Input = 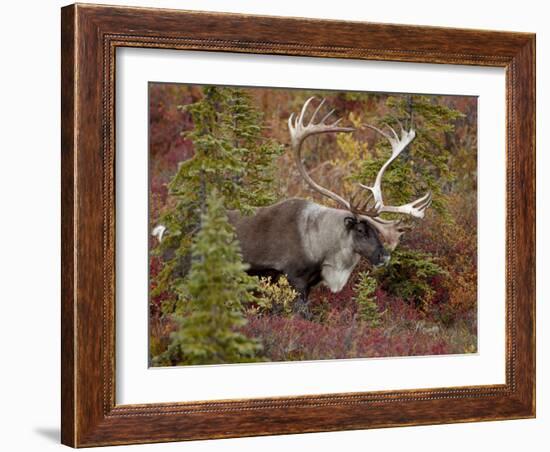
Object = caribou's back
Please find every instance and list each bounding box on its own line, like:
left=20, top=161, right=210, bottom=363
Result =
left=227, top=198, right=312, bottom=274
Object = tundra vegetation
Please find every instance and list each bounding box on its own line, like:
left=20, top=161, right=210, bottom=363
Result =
left=149, top=84, right=477, bottom=366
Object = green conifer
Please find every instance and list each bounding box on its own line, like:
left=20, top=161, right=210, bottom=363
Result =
left=350, top=95, right=462, bottom=311
left=354, top=272, right=382, bottom=327
left=156, top=191, right=263, bottom=365
left=152, top=87, right=283, bottom=305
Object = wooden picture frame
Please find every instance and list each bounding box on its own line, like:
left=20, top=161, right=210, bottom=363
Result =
left=61, top=3, right=535, bottom=447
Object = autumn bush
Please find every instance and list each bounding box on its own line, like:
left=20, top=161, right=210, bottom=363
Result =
left=251, top=276, right=298, bottom=317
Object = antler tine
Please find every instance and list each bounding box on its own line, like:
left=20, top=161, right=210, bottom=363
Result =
left=392, top=116, right=405, bottom=135
left=385, top=122, right=399, bottom=141
left=298, top=96, right=315, bottom=127
left=320, top=108, right=335, bottom=125
left=411, top=191, right=433, bottom=212
left=363, top=123, right=392, bottom=141
left=381, top=190, right=432, bottom=218
left=350, top=189, right=374, bottom=216
left=370, top=216, right=400, bottom=226
left=288, top=112, right=296, bottom=133
left=308, top=98, right=326, bottom=126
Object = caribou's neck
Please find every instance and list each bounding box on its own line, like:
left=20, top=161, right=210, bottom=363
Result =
left=321, top=252, right=360, bottom=293
left=299, top=201, right=360, bottom=292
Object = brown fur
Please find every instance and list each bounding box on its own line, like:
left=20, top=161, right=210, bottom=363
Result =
left=227, top=198, right=387, bottom=317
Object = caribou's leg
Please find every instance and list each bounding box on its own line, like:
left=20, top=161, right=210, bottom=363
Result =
left=294, top=290, right=312, bottom=320
left=287, top=275, right=313, bottom=320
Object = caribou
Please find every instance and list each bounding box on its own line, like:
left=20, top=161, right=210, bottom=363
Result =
left=154, top=97, right=432, bottom=316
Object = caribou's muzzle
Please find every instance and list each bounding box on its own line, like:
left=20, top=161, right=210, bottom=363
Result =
left=374, top=251, right=391, bottom=268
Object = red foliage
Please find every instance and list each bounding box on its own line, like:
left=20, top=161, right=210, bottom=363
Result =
left=149, top=256, right=171, bottom=318
left=149, top=84, right=199, bottom=217
left=241, top=308, right=451, bottom=362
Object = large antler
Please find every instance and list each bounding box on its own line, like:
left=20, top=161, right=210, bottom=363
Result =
left=288, top=98, right=432, bottom=223
left=288, top=97, right=355, bottom=210
left=359, top=121, right=432, bottom=219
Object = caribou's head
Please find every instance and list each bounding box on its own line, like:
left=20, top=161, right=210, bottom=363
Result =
left=344, top=216, right=390, bottom=267
left=288, top=97, right=432, bottom=265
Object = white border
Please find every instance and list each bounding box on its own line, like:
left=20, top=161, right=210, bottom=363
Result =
left=116, top=48, right=506, bottom=404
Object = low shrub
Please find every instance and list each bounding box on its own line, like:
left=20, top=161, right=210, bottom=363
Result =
left=252, top=275, right=298, bottom=317
left=353, top=272, right=383, bottom=326
left=373, top=248, right=447, bottom=311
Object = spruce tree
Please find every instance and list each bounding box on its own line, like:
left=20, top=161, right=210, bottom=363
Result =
left=220, top=87, right=284, bottom=212
left=156, top=191, right=263, bottom=366
left=345, top=95, right=463, bottom=313
left=354, top=272, right=382, bottom=327
left=152, top=87, right=283, bottom=306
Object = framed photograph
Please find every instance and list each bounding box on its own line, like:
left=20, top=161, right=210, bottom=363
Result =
left=61, top=3, right=535, bottom=447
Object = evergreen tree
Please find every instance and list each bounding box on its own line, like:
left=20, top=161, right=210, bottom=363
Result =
left=341, top=95, right=463, bottom=312
left=152, top=87, right=283, bottom=306
left=354, top=272, right=382, bottom=327
left=155, top=191, right=263, bottom=366
left=220, top=87, right=284, bottom=211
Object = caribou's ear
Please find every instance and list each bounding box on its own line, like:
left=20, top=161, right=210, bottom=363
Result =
left=344, top=216, right=357, bottom=230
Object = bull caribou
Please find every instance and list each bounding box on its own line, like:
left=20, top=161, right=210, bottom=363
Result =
left=154, top=97, right=432, bottom=316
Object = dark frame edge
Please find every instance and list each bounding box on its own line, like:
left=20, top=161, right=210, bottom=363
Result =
left=512, top=34, right=536, bottom=419
left=61, top=3, right=77, bottom=448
